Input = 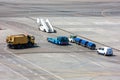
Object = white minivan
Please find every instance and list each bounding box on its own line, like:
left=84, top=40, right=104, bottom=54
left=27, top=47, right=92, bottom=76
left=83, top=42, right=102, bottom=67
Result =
left=97, top=47, right=113, bottom=56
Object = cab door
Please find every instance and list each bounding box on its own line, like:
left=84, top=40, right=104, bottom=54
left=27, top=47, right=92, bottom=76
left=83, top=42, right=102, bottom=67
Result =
left=98, top=48, right=105, bottom=55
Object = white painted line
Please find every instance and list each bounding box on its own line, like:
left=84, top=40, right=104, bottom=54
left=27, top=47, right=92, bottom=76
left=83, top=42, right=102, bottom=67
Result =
left=44, top=54, right=53, bottom=58
left=22, top=66, right=28, bottom=70
left=28, top=70, right=33, bottom=73
left=0, top=62, right=29, bottom=80
left=3, top=56, right=6, bottom=58
left=17, top=64, right=33, bottom=73
left=69, top=54, right=76, bottom=57
left=12, top=61, right=17, bottom=64
left=34, top=73, right=38, bottom=76
left=18, top=64, right=22, bottom=67
left=93, top=21, right=120, bottom=25
left=4, top=47, right=13, bottom=54
left=4, top=47, right=65, bottom=80
left=91, top=61, right=104, bottom=68
left=70, top=54, right=105, bottom=68
left=7, top=58, right=12, bottom=61
left=40, top=76, right=46, bottom=80
left=3, top=48, right=29, bottom=80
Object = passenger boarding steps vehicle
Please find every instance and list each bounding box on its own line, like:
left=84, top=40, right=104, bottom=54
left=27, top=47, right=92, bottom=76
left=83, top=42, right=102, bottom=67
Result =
left=37, top=18, right=56, bottom=33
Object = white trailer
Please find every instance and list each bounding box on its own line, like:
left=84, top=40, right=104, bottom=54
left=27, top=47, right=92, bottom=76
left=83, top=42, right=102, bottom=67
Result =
left=37, top=18, right=55, bottom=33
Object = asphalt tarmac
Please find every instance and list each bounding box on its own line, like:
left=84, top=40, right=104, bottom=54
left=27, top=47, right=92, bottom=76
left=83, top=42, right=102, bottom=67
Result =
left=0, top=0, right=120, bottom=80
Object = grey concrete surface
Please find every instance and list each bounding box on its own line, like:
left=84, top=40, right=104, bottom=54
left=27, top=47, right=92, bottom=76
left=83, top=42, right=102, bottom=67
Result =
left=0, top=0, right=120, bottom=80
left=0, top=1, right=120, bottom=17
left=1, top=17, right=120, bottom=80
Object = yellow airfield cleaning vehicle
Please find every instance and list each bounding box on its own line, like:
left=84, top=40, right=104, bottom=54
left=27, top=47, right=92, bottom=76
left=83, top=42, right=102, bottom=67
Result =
left=6, top=34, right=35, bottom=49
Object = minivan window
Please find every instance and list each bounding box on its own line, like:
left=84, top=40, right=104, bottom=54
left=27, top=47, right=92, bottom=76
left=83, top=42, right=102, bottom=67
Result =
left=101, top=48, right=104, bottom=50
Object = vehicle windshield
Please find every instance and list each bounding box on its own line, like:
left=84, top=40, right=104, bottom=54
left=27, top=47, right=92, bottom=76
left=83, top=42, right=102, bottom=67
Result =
left=58, top=37, right=68, bottom=42
left=70, top=35, right=77, bottom=38
left=108, top=48, right=112, bottom=52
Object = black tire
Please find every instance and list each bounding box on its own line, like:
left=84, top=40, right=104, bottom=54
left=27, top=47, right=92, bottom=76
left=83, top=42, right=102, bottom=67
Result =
left=97, top=51, right=99, bottom=54
left=44, top=29, right=46, bottom=32
left=29, top=42, right=33, bottom=47
left=38, top=28, right=40, bottom=31
left=90, top=47, right=94, bottom=50
left=21, top=45, right=25, bottom=49
left=54, top=30, right=57, bottom=33
left=13, top=45, right=17, bottom=49
left=78, top=43, right=80, bottom=45
left=17, top=44, right=21, bottom=49
left=104, top=53, right=106, bottom=56
left=47, top=38, right=49, bottom=42
left=7, top=44, right=11, bottom=48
